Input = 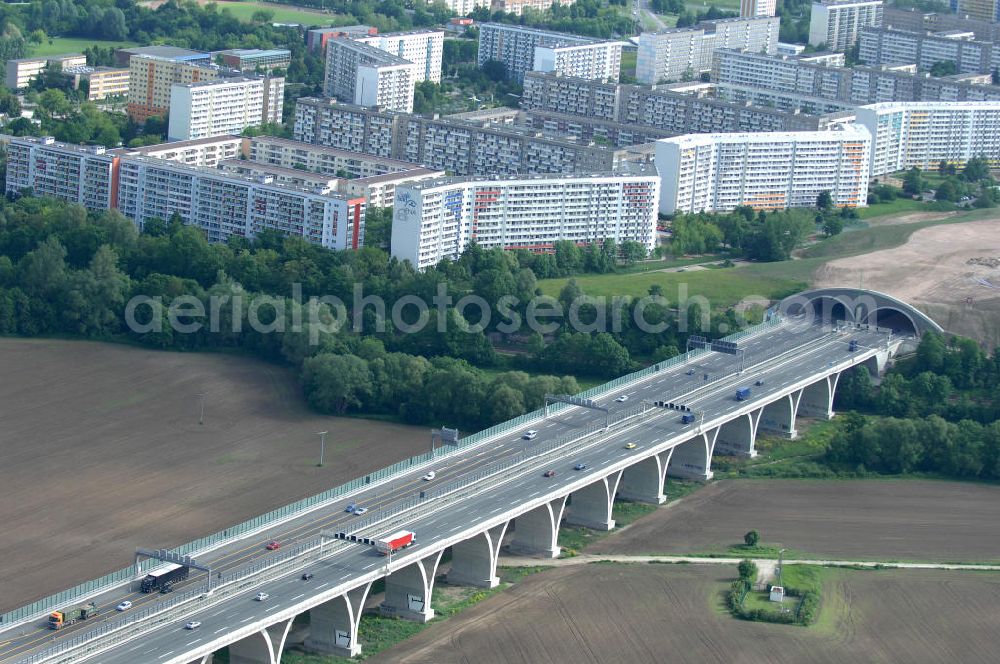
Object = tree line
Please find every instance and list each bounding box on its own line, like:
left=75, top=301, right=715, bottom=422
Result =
left=0, top=198, right=763, bottom=429
left=828, top=332, right=1000, bottom=480
left=667, top=206, right=849, bottom=261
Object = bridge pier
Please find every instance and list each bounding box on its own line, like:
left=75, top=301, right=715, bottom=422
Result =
left=381, top=550, right=443, bottom=622
left=798, top=373, right=841, bottom=420
left=565, top=471, right=623, bottom=530
left=666, top=433, right=715, bottom=480
left=713, top=412, right=760, bottom=457
left=305, top=582, right=372, bottom=658
left=228, top=617, right=292, bottom=664
left=618, top=449, right=673, bottom=504
left=508, top=497, right=567, bottom=558
left=448, top=522, right=509, bottom=588
left=758, top=393, right=800, bottom=439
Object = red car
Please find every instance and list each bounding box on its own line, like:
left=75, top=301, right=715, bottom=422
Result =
left=265, top=540, right=281, bottom=551
left=543, top=470, right=556, bottom=477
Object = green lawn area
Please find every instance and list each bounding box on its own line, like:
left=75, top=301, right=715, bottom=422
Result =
left=28, top=37, right=137, bottom=57
left=538, top=267, right=807, bottom=309
left=684, top=0, right=740, bottom=11
left=620, top=50, right=637, bottom=79
left=857, top=197, right=928, bottom=219
left=213, top=1, right=350, bottom=25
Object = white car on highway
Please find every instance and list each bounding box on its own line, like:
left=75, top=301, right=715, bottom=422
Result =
left=353, top=506, right=369, bottom=515
left=615, top=395, right=629, bottom=402
left=184, top=621, right=201, bottom=630
left=422, top=471, right=436, bottom=481
left=255, top=592, right=269, bottom=601
left=116, top=601, right=132, bottom=611
left=523, top=430, right=538, bottom=440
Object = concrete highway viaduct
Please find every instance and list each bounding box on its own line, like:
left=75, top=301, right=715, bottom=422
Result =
left=11, top=290, right=938, bottom=664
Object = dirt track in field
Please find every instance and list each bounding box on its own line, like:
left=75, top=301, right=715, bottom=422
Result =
left=0, top=339, right=428, bottom=612
left=368, top=564, right=1000, bottom=664
left=589, top=479, right=1000, bottom=563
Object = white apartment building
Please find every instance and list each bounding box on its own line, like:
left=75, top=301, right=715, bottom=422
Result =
left=116, top=156, right=367, bottom=249
left=356, top=30, right=444, bottom=83
left=324, top=38, right=416, bottom=112
left=655, top=126, right=871, bottom=214
left=168, top=76, right=284, bottom=140
left=120, top=136, right=245, bottom=168
left=740, top=0, right=776, bottom=17
left=220, top=158, right=442, bottom=208
left=854, top=101, right=1000, bottom=176
left=636, top=17, right=779, bottom=84
left=808, top=0, right=883, bottom=51
left=5, top=54, right=87, bottom=90
left=477, top=23, right=624, bottom=83
left=391, top=173, right=660, bottom=270
left=437, top=0, right=490, bottom=16
left=5, top=136, right=117, bottom=211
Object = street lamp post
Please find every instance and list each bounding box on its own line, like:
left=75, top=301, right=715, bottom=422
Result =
left=317, top=431, right=328, bottom=467
left=196, top=393, right=205, bottom=426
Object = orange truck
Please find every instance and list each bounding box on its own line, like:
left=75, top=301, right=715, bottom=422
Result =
left=375, top=531, right=415, bottom=555
left=48, top=602, right=98, bottom=629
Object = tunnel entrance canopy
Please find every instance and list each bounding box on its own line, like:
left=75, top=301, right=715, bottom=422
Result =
left=777, top=288, right=943, bottom=337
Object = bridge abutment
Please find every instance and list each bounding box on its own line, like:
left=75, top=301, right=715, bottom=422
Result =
left=380, top=550, right=443, bottom=622
left=448, top=522, right=509, bottom=588
left=508, top=497, right=567, bottom=558
left=666, top=433, right=715, bottom=480
left=305, top=582, right=372, bottom=658
left=618, top=449, right=673, bottom=504
left=565, top=471, right=623, bottom=531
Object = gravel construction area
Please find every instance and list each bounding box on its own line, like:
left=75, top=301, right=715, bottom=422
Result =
left=813, top=216, right=1000, bottom=347
left=0, top=339, right=428, bottom=613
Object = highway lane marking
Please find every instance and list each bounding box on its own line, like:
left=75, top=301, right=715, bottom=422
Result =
left=489, top=507, right=503, bottom=514
left=158, top=651, right=174, bottom=659
left=265, top=605, right=279, bottom=612
left=185, top=639, right=201, bottom=646
left=209, top=609, right=226, bottom=617
left=291, top=594, right=305, bottom=600
left=316, top=583, right=330, bottom=589
left=448, top=525, right=462, bottom=533
left=240, top=617, right=253, bottom=623
left=214, top=628, right=227, bottom=634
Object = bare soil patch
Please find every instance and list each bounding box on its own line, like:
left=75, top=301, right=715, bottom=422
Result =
left=812, top=216, right=1000, bottom=346
left=589, top=479, right=1000, bottom=562
left=0, top=339, right=428, bottom=612
left=368, top=564, right=1000, bottom=664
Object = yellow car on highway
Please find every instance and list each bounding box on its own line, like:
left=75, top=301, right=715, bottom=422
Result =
left=624, top=443, right=637, bottom=449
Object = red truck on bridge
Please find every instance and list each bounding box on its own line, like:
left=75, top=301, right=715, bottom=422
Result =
left=375, top=531, right=416, bottom=555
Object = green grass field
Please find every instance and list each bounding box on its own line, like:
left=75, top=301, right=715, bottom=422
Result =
left=538, top=267, right=807, bottom=309
left=212, top=1, right=350, bottom=25
left=620, top=50, right=637, bottom=79
left=27, top=37, right=137, bottom=57
left=856, top=197, right=927, bottom=219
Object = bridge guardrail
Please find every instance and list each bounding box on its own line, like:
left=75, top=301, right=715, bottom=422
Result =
left=1, top=316, right=782, bottom=630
